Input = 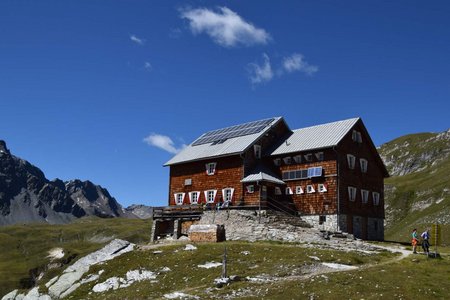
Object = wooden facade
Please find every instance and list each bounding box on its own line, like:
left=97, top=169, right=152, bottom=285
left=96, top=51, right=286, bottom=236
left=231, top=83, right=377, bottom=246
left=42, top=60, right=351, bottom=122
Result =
left=164, top=117, right=388, bottom=240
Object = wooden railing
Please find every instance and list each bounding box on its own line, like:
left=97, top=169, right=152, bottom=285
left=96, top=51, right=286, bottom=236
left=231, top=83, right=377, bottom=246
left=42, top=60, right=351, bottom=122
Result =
left=266, top=196, right=299, bottom=217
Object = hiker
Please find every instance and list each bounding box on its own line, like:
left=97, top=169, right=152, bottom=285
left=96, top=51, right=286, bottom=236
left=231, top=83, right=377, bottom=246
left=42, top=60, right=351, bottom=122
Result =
left=411, top=228, right=419, bottom=254
left=421, top=229, right=430, bottom=256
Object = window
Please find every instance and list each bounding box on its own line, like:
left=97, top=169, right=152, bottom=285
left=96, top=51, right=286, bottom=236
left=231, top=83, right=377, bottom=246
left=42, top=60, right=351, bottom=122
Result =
left=222, top=188, right=234, bottom=202
left=285, top=187, right=293, bottom=195
left=174, top=193, right=185, bottom=205
left=315, top=152, right=324, bottom=161
left=273, top=158, right=281, bottom=166
left=204, top=190, right=217, bottom=203
left=304, top=153, right=313, bottom=162
left=318, top=184, right=327, bottom=193
left=254, top=145, right=261, bottom=159
left=307, top=167, right=323, bottom=178
left=373, top=192, right=380, bottom=205
left=348, top=187, right=357, bottom=201
left=293, top=155, right=302, bottom=164
left=347, top=154, right=356, bottom=169
left=307, top=185, right=315, bottom=193
left=295, top=186, right=304, bottom=194
left=274, top=187, right=282, bottom=195
left=283, top=157, right=292, bottom=165
left=205, top=162, right=217, bottom=175
left=188, top=191, right=200, bottom=204
left=319, top=215, right=326, bottom=225
left=246, top=185, right=255, bottom=193
left=352, top=130, right=362, bottom=143
left=361, top=189, right=369, bottom=204
left=360, top=158, right=368, bottom=173
left=184, top=178, right=192, bottom=186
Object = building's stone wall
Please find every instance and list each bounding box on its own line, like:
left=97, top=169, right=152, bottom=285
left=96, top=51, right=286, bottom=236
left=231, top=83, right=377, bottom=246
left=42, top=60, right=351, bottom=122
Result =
left=302, top=214, right=339, bottom=232
left=198, top=210, right=322, bottom=243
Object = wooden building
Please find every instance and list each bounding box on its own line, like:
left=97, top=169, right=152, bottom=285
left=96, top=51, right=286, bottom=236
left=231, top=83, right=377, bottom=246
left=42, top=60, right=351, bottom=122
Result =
left=163, top=117, right=388, bottom=240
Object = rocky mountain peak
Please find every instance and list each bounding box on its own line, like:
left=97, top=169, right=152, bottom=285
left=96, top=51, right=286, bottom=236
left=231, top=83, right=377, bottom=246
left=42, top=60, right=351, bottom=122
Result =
left=0, top=140, right=10, bottom=155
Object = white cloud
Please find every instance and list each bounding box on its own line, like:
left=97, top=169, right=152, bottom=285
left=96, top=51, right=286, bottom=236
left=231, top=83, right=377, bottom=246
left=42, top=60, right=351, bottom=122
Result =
left=144, top=61, right=152, bottom=71
left=143, top=134, right=185, bottom=154
left=247, top=53, right=273, bottom=84
left=180, top=6, right=270, bottom=47
left=130, top=34, right=145, bottom=45
left=282, top=53, right=318, bottom=75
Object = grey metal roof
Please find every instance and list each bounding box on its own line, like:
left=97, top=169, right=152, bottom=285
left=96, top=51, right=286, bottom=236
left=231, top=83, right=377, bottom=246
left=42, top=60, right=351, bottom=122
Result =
left=241, top=172, right=285, bottom=185
left=165, top=117, right=283, bottom=166
left=270, top=118, right=360, bottom=156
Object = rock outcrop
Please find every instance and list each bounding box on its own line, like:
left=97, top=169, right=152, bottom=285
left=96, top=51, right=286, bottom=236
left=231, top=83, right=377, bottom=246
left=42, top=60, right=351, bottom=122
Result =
left=0, top=140, right=130, bottom=226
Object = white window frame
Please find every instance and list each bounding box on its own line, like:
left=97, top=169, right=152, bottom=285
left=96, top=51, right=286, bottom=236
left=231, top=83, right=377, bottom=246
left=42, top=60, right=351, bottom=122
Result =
left=360, top=158, right=368, bottom=173
left=254, top=145, right=261, bottom=159
left=348, top=186, right=357, bottom=202
left=174, top=193, right=185, bottom=205
left=285, top=187, right=293, bottom=195
left=283, top=157, right=292, bottom=165
left=188, top=191, right=200, bottom=204
left=205, top=162, right=217, bottom=175
left=352, top=130, right=362, bottom=143
left=293, top=155, right=302, bottom=164
left=274, top=187, right=282, bottom=195
left=273, top=158, right=281, bottom=166
left=222, top=188, right=234, bottom=203
left=246, top=185, right=255, bottom=193
left=373, top=192, right=380, bottom=205
left=306, top=185, right=315, bottom=194
left=361, top=189, right=369, bottom=204
left=204, top=190, right=217, bottom=203
left=318, top=183, right=327, bottom=193
left=295, top=186, right=304, bottom=194
left=347, top=154, right=356, bottom=169
left=315, top=152, right=324, bottom=161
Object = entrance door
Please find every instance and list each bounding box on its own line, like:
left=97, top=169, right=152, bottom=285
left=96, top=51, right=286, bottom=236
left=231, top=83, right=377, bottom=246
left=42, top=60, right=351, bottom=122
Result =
left=261, top=185, right=267, bottom=200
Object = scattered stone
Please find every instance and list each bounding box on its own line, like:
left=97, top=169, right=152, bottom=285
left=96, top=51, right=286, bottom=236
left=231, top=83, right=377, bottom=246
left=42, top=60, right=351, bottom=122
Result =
left=197, top=262, right=222, bottom=269
left=309, top=256, right=321, bottom=261
left=240, top=251, right=251, bottom=255
left=161, top=267, right=172, bottom=272
left=47, top=248, right=65, bottom=260
left=163, top=292, right=200, bottom=299
left=322, top=263, right=358, bottom=270
left=153, top=250, right=163, bottom=254
left=92, top=269, right=157, bottom=293
left=184, top=244, right=197, bottom=251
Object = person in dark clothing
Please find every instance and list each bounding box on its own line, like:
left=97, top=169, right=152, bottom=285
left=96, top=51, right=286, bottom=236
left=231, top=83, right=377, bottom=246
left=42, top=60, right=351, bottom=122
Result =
left=421, top=229, right=430, bottom=256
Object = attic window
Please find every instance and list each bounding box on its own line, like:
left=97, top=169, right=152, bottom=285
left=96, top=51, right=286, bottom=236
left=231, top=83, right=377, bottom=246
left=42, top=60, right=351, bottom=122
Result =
left=373, top=192, right=380, bottom=205
left=273, top=158, right=281, bottom=166
left=361, top=189, right=369, bottom=204
left=352, top=130, right=362, bottom=143
left=254, top=145, right=261, bottom=159
left=285, top=187, right=293, bottom=195
left=293, top=155, right=302, bottom=163
left=205, top=162, right=217, bottom=175
left=348, top=187, right=357, bottom=202
left=360, top=158, right=368, bottom=173
left=306, top=185, right=315, bottom=193
left=315, top=152, right=324, bottom=161
left=318, top=184, right=327, bottom=193
left=283, top=157, right=292, bottom=165
left=347, top=154, right=356, bottom=169
left=246, top=185, right=255, bottom=193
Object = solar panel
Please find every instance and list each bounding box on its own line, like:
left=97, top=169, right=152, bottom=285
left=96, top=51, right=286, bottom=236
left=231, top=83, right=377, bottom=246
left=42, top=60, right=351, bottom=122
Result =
left=192, top=118, right=275, bottom=146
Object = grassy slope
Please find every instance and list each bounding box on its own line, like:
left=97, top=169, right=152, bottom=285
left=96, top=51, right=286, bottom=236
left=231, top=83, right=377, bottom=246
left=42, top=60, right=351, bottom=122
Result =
left=0, top=217, right=151, bottom=296
left=379, top=131, right=450, bottom=245
left=65, top=241, right=450, bottom=300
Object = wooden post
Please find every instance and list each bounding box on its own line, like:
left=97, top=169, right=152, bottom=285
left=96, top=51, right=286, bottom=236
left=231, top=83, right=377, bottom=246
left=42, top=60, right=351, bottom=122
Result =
left=222, top=246, right=227, bottom=278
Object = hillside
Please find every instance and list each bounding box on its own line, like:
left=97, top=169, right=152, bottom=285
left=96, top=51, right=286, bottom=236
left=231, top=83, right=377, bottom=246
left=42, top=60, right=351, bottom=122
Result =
left=0, top=140, right=133, bottom=225
left=378, top=129, right=450, bottom=243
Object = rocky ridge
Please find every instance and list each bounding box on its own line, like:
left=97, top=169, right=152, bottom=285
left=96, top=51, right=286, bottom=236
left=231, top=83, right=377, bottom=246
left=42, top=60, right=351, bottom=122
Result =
left=0, top=140, right=132, bottom=225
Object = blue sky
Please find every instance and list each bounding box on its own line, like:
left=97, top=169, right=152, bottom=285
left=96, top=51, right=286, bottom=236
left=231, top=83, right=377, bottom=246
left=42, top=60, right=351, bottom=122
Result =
left=1, top=1, right=449, bottom=207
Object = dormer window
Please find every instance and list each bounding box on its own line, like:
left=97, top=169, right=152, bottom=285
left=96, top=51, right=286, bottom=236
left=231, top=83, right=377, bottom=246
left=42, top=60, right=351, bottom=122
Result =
left=293, top=155, right=302, bottom=164
left=205, top=162, right=217, bottom=175
left=254, top=145, right=261, bottom=159
left=283, top=157, right=292, bottom=165
left=352, top=130, right=362, bottom=143
left=360, top=158, right=368, bottom=173
left=304, top=153, right=313, bottom=162
left=315, top=152, right=324, bottom=161
left=347, top=154, right=356, bottom=169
